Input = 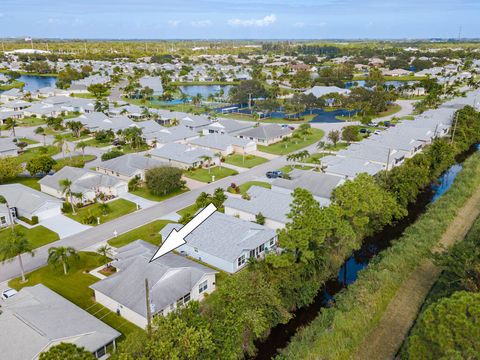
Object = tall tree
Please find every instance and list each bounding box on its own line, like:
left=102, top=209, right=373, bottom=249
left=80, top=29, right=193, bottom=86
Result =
left=0, top=230, right=34, bottom=282
left=47, top=246, right=79, bottom=275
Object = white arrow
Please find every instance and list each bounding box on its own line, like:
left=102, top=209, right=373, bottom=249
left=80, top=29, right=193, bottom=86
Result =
left=149, top=203, right=217, bottom=262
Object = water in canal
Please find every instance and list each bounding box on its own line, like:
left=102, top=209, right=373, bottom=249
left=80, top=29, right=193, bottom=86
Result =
left=18, top=75, right=57, bottom=92
left=253, top=146, right=478, bottom=360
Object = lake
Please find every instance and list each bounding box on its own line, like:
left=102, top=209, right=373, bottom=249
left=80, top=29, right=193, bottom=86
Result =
left=179, top=85, right=232, bottom=98
left=17, top=75, right=57, bottom=92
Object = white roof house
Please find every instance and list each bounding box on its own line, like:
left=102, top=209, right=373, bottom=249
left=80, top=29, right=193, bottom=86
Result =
left=0, top=184, right=62, bottom=221
left=90, top=240, right=217, bottom=328
left=320, top=155, right=385, bottom=179
left=0, top=137, right=18, bottom=157
left=188, top=133, right=256, bottom=155
left=0, top=284, right=120, bottom=359
left=160, top=212, right=277, bottom=273
left=150, top=142, right=218, bottom=169
left=139, top=76, right=164, bottom=96
left=237, top=124, right=293, bottom=145
left=39, top=166, right=128, bottom=204
left=224, top=186, right=292, bottom=229
left=304, top=86, right=350, bottom=98
left=96, top=154, right=166, bottom=181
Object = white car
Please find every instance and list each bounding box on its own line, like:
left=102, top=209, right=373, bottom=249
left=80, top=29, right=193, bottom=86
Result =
left=374, top=130, right=382, bottom=135
left=1, top=288, right=17, bottom=300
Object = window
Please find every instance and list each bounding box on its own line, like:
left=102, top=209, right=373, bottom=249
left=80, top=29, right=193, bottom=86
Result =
left=198, top=280, right=208, bottom=294
left=269, top=239, right=275, bottom=247
left=176, top=293, right=191, bottom=307
left=237, top=255, right=246, bottom=267
left=0, top=216, right=6, bottom=225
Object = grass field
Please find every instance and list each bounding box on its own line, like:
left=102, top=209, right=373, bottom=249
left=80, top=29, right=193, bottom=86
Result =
left=224, top=154, right=268, bottom=168
left=8, top=252, right=142, bottom=340
left=0, top=224, right=59, bottom=250
left=258, top=128, right=324, bottom=155
left=131, top=186, right=189, bottom=202
left=108, top=219, right=172, bottom=248
left=66, top=199, right=137, bottom=225
left=17, top=137, right=39, bottom=145
left=305, top=152, right=331, bottom=163
left=84, top=138, right=112, bottom=148
left=3, top=176, right=42, bottom=190
left=184, top=166, right=238, bottom=183
left=53, top=155, right=97, bottom=171
left=228, top=181, right=271, bottom=195
left=16, top=145, right=60, bottom=164
left=18, top=117, right=47, bottom=127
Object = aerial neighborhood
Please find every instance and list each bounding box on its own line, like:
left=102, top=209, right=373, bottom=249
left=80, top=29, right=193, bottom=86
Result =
left=0, top=34, right=480, bottom=360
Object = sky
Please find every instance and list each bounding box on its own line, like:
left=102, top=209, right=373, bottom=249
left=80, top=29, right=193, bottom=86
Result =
left=1, top=0, right=480, bottom=40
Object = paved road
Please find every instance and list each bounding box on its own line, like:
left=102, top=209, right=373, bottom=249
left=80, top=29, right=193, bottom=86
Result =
left=371, top=99, right=416, bottom=124
left=0, top=120, right=356, bottom=282
left=108, top=79, right=128, bottom=103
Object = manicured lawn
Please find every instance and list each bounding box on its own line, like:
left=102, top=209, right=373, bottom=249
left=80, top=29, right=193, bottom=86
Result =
left=66, top=199, right=137, bottom=225
left=62, top=132, right=92, bottom=142
left=258, top=128, right=324, bottom=155
left=17, top=137, right=39, bottom=145
left=0, top=80, right=24, bottom=91
left=184, top=166, right=238, bottom=183
left=177, top=203, right=198, bottom=217
left=376, top=103, right=401, bottom=118
left=16, top=145, right=60, bottom=164
left=117, top=144, right=150, bottom=154
left=8, top=252, right=142, bottom=340
left=278, top=165, right=314, bottom=174
left=3, top=176, right=42, bottom=190
left=84, top=138, right=112, bottom=148
left=53, top=155, right=97, bottom=171
left=18, top=117, right=47, bottom=127
left=228, top=181, right=271, bottom=195
left=108, top=220, right=172, bottom=248
left=305, top=152, right=330, bottom=163
left=324, top=142, right=349, bottom=151
left=131, top=186, right=189, bottom=202
left=0, top=224, right=59, bottom=250
left=224, top=154, right=268, bottom=168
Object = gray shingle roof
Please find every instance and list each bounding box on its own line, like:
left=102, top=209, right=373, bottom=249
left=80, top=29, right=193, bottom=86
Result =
left=0, top=137, right=18, bottom=153
left=321, top=155, right=384, bottom=178
left=272, top=170, right=343, bottom=199
left=90, top=240, right=215, bottom=317
left=160, top=212, right=276, bottom=262
left=98, top=154, right=166, bottom=177
left=0, top=183, right=62, bottom=215
left=188, top=133, right=250, bottom=151
left=39, top=166, right=125, bottom=194
left=224, top=186, right=291, bottom=223
left=0, top=284, right=120, bottom=359
left=150, top=142, right=215, bottom=165
left=237, top=124, right=293, bottom=140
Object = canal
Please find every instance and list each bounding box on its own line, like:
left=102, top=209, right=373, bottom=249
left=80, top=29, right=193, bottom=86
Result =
left=252, top=145, right=479, bottom=360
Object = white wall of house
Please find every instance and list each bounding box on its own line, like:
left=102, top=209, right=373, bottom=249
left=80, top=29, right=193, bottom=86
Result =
left=93, top=290, right=148, bottom=328
left=179, top=244, right=236, bottom=273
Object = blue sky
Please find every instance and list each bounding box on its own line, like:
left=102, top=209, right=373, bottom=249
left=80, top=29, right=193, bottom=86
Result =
left=1, top=0, right=479, bottom=39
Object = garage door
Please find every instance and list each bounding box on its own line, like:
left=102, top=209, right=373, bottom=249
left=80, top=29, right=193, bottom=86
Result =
left=36, top=206, right=62, bottom=221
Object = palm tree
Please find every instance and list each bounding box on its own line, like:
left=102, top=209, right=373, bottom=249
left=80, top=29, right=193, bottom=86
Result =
left=5, top=118, right=18, bottom=137
left=170, top=118, right=179, bottom=127
left=96, top=244, right=113, bottom=267
left=34, top=126, right=46, bottom=146
left=98, top=202, right=111, bottom=216
left=59, top=178, right=77, bottom=215
left=47, top=246, right=79, bottom=275
left=0, top=230, right=34, bottom=282
left=75, top=141, right=87, bottom=159
left=53, top=134, right=66, bottom=158
left=0, top=195, right=15, bottom=232
left=200, top=155, right=213, bottom=174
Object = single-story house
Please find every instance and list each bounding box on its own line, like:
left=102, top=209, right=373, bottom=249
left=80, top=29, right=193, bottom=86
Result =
left=39, top=166, right=128, bottom=204
left=23, top=103, right=64, bottom=118
left=0, top=138, right=18, bottom=157
left=224, top=186, right=291, bottom=229
left=149, top=125, right=199, bottom=147
left=178, top=115, right=212, bottom=132
left=237, top=124, right=293, bottom=145
left=90, top=240, right=217, bottom=328
left=0, top=184, right=62, bottom=221
left=160, top=212, right=277, bottom=273
left=139, top=76, right=163, bottom=96
left=320, top=155, right=385, bottom=179
left=2, top=100, right=31, bottom=111
left=303, top=85, right=351, bottom=98
left=188, top=133, right=256, bottom=156
left=73, top=112, right=135, bottom=133
left=96, top=154, right=166, bottom=181
left=0, top=203, right=14, bottom=228
left=0, top=88, right=24, bottom=102
left=0, top=284, right=120, bottom=359
left=336, top=142, right=408, bottom=170
left=150, top=142, right=219, bottom=169
left=0, top=110, right=24, bottom=124
left=271, top=169, right=344, bottom=206
left=201, top=119, right=253, bottom=135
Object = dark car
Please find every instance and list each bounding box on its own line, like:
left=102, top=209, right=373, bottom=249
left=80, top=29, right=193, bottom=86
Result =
left=112, top=138, right=121, bottom=146
left=266, top=170, right=284, bottom=179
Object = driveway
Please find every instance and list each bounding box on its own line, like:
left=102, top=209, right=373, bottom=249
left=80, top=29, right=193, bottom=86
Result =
left=119, top=192, right=156, bottom=209
left=40, top=215, right=92, bottom=239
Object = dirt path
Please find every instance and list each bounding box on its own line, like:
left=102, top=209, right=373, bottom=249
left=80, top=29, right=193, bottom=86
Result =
left=355, top=186, right=480, bottom=360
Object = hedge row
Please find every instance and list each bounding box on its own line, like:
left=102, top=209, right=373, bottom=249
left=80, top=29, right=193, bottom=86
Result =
left=277, top=152, right=480, bottom=360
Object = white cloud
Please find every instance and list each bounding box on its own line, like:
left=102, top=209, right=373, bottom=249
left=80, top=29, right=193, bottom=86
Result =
left=228, top=14, right=277, bottom=27
left=191, top=20, right=212, bottom=27
left=168, top=20, right=181, bottom=27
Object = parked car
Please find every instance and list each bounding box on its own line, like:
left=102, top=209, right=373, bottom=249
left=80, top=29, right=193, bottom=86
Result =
left=1, top=288, right=17, bottom=300
left=374, top=130, right=382, bottom=135
left=266, top=170, right=284, bottom=179
left=112, top=138, right=121, bottom=146
left=359, top=128, right=371, bottom=134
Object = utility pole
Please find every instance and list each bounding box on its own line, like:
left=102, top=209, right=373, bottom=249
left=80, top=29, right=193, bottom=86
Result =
left=450, top=112, right=459, bottom=144
left=386, top=148, right=392, bottom=171
left=145, top=278, right=152, bottom=338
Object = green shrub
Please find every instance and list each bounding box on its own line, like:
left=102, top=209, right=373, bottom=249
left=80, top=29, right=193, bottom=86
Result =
left=31, top=216, right=39, bottom=225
